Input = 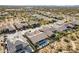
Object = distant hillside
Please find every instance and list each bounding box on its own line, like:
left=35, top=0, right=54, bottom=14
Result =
left=0, top=5, right=79, bottom=9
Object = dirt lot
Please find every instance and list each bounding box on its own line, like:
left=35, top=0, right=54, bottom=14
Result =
left=38, top=30, right=79, bottom=53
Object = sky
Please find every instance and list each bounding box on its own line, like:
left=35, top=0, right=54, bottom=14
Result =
left=0, top=0, right=79, bottom=5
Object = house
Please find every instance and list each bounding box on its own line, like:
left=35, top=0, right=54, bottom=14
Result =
left=0, top=25, right=16, bottom=34
left=66, top=23, right=74, bottom=29
left=39, top=26, right=54, bottom=37
left=14, top=22, right=28, bottom=31
left=52, top=20, right=67, bottom=32
left=7, top=33, right=33, bottom=53
left=6, top=25, right=16, bottom=33
left=72, top=20, right=79, bottom=25
left=3, top=25, right=16, bottom=33
left=28, top=21, right=40, bottom=28
left=24, top=29, right=49, bottom=49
